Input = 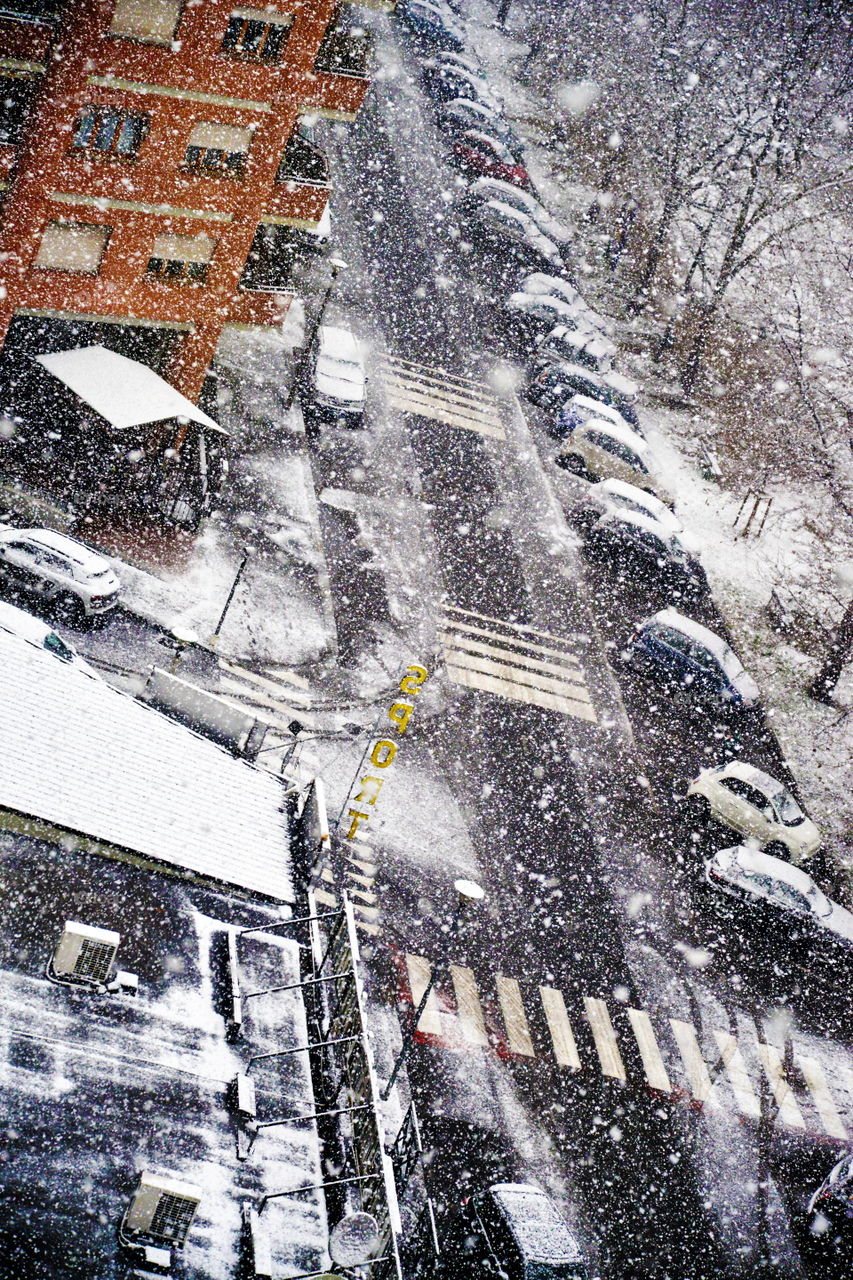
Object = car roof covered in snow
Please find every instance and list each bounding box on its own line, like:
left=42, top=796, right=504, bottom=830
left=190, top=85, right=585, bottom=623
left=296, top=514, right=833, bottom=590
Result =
left=579, top=418, right=648, bottom=452
left=0, top=628, right=293, bottom=902
left=647, top=608, right=758, bottom=694
left=716, top=845, right=825, bottom=899
left=35, top=345, right=225, bottom=434
left=5, top=526, right=114, bottom=573
left=318, top=325, right=362, bottom=364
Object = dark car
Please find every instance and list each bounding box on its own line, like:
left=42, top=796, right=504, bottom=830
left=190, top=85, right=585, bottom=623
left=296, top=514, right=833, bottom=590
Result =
left=452, top=131, right=532, bottom=190
left=524, top=361, right=640, bottom=426
left=438, top=98, right=520, bottom=152
left=584, top=511, right=708, bottom=599
left=808, top=1152, right=853, bottom=1233
left=442, top=1183, right=588, bottom=1280
left=421, top=59, right=500, bottom=108
left=400, top=0, right=465, bottom=51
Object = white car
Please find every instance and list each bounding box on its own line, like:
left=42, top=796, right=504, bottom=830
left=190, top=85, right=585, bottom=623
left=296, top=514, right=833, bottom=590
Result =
left=687, top=760, right=820, bottom=864
left=465, top=181, right=573, bottom=248
left=576, top=478, right=684, bottom=536
left=556, top=421, right=672, bottom=505
left=303, top=325, right=366, bottom=427
left=704, top=845, right=853, bottom=952
left=0, top=598, right=99, bottom=674
left=0, top=526, right=120, bottom=622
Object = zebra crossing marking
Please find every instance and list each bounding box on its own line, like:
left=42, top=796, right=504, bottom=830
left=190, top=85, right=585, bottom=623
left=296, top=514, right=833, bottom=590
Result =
left=397, top=954, right=852, bottom=1143
left=439, top=603, right=596, bottom=722
left=378, top=353, right=506, bottom=440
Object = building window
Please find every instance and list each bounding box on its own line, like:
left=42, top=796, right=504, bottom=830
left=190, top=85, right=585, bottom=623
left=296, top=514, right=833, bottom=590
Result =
left=183, top=122, right=253, bottom=177
left=221, top=8, right=292, bottom=62
left=147, top=232, right=215, bottom=283
left=110, top=0, right=182, bottom=45
left=0, top=1, right=61, bottom=18
left=33, top=221, right=111, bottom=274
left=240, top=222, right=325, bottom=291
left=277, top=123, right=329, bottom=186
left=72, top=105, right=148, bottom=159
left=0, top=75, right=39, bottom=145
left=314, top=4, right=372, bottom=78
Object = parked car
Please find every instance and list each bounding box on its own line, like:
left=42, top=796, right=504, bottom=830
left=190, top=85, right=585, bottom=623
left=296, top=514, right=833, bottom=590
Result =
left=573, top=477, right=683, bottom=535
left=555, top=420, right=666, bottom=501
left=808, top=1153, right=853, bottom=1232
left=0, top=598, right=100, bottom=673
left=518, top=274, right=609, bottom=329
left=420, top=59, right=501, bottom=109
left=0, top=526, right=120, bottom=624
left=461, top=182, right=573, bottom=255
left=400, top=0, right=465, bottom=50
left=686, top=761, right=820, bottom=863
left=302, top=324, right=367, bottom=428
left=442, top=1183, right=589, bottom=1280
left=552, top=394, right=637, bottom=440
left=503, top=293, right=599, bottom=345
left=704, top=844, right=853, bottom=953
left=583, top=510, right=707, bottom=598
left=452, top=131, right=532, bottom=190
left=620, top=608, right=760, bottom=710
left=426, top=50, right=481, bottom=76
left=465, top=202, right=563, bottom=272
left=438, top=98, right=520, bottom=151
left=524, top=360, right=640, bottom=426
left=534, top=324, right=617, bottom=375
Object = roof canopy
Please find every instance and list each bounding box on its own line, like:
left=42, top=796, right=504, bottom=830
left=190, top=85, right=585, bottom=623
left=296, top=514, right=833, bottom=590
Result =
left=35, top=345, right=226, bottom=435
left=0, top=628, right=292, bottom=902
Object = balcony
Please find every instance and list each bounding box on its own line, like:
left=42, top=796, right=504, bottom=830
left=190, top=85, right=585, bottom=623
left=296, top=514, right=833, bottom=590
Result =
left=0, top=1, right=60, bottom=23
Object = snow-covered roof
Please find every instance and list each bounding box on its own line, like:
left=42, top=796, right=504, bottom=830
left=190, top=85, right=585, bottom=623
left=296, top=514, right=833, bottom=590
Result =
left=35, top=346, right=226, bottom=434
left=0, top=628, right=293, bottom=901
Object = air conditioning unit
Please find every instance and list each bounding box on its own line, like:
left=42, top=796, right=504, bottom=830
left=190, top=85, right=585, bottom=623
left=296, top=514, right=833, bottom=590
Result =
left=124, top=1173, right=202, bottom=1248
left=51, top=922, right=120, bottom=986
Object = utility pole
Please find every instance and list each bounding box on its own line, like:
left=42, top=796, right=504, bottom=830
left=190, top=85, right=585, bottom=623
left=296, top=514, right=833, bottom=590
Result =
left=285, top=256, right=347, bottom=412
left=807, top=596, right=853, bottom=702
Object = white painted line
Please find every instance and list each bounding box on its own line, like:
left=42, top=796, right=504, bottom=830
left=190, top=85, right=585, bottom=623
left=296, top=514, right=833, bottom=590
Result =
left=355, top=919, right=382, bottom=938
left=496, top=975, right=535, bottom=1057
left=314, top=887, right=338, bottom=908
left=713, top=1030, right=760, bottom=1119
left=381, top=368, right=500, bottom=414
left=669, top=1019, right=720, bottom=1110
left=440, top=615, right=585, bottom=663
left=445, top=648, right=594, bottom=704
left=219, top=680, right=308, bottom=721
left=755, top=1043, right=806, bottom=1130
left=221, top=659, right=312, bottom=701
left=540, top=986, right=581, bottom=1070
left=405, top=954, right=444, bottom=1038
left=798, top=1054, right=848, bottom=1139
left=380, top=354, right=498, bottom=392
left=385, top=387, right=506, bottom=438
left=584, top=998, right=627, bottom=1080
left=449, top=965, right=489, bottom=1047
left=439, top=629, right=586, bottom=682
left=627, top=1008, right=672, bottom=1093
left=447, top=661, right=598, bottom=722
left=444, top=602, right=590, bottom=648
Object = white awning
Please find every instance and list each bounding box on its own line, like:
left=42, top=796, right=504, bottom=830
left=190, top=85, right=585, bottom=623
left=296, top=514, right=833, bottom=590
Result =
left=35, top=345, right=226, bottom=434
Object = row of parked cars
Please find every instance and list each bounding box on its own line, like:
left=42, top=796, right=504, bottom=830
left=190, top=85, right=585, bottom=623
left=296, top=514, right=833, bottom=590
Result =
left=399, top=0, right=850, bottom=1260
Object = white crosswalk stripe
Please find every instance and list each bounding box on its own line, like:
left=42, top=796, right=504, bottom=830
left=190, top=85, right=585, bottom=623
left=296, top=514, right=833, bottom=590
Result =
left=439, top=603, right=597, bottom=723
left=216, top=659, right=313, bottom=733
left=377, top=353, right=506, bottom=439
left=398, top=954, right=852, bottom=1142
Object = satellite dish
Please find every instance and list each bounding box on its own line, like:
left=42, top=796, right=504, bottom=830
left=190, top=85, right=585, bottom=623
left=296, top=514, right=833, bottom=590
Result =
left=329, top=1211, right=380, bottom=1266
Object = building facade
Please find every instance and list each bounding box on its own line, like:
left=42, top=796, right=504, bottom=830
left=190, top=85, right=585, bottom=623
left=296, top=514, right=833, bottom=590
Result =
left=0, top=0, right=382, bottom=402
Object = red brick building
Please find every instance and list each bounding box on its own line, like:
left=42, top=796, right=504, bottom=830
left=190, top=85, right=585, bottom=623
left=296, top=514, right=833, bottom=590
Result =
left=0, top=0, right=384, bottom=401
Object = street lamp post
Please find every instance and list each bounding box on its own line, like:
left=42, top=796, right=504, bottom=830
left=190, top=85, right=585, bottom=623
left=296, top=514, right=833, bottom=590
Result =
left=381, top=879, right=485, bottom=1100
left=208, top=545, right=252, bottom=648
left=285, top=255, right=348, bottom=413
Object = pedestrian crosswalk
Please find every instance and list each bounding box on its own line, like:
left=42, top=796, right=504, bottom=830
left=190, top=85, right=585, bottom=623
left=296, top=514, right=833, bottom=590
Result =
left=400, top=952, right=853, bottom=1142
left=313, top=837, right=383, bottom=941
left=377, top=353, right=507, bottom=440
left=216, top=658, right=313, bottom=734
left=438, top=603, right=597, bottom=723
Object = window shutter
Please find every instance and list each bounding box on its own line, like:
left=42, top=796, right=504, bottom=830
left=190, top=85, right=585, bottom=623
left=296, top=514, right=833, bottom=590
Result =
left=151, top=233, right=215, bottom=264
left=188, top=122, right=253, bottom=153
left=110, top=0, right=182, bottom=44
left=34, top=223, right=110, bottom=273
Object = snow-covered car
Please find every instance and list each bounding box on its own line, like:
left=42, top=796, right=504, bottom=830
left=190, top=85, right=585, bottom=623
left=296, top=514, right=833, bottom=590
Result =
left=687, top=761, right=820, bottom=863
left=452, top=131, right=532, bottom=190
left=583, top=510, right=707, bottom=599
left=443, top=1184, right=589, bottom=1280
left=420, top=58, right=501, bottom=110
left=573, top=478, right=683, bottom=535
left=552, top=395, right=638, bottom=440
left=808, top=1153, right=853, bottom=1231
left=426, top=50, right=481, bottom=76
left=464, top=201, right=563, bottom=272
left=704, top=845, right=853, bottom=951
left=518, top=273, right=608, bottom=329
left=503, top=291, right=598, bottom=344
left=0, top=526, right=120, bottom=623
left=555, top=420, right=671, bottom=504
left=302, top=324, right=367, bottom=428
left=622, top=608, right=760, bottom=710
left=461, top=181, right=573, bottom=253
left=437, top=98, right=520, bottom=151
left=525, top=358, right=640, bottom=425
left=0, top=598, right=100, bottom=673
left=399, top=0, right=465, bottom=51
left=534, top=324, right=617, bottom=375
